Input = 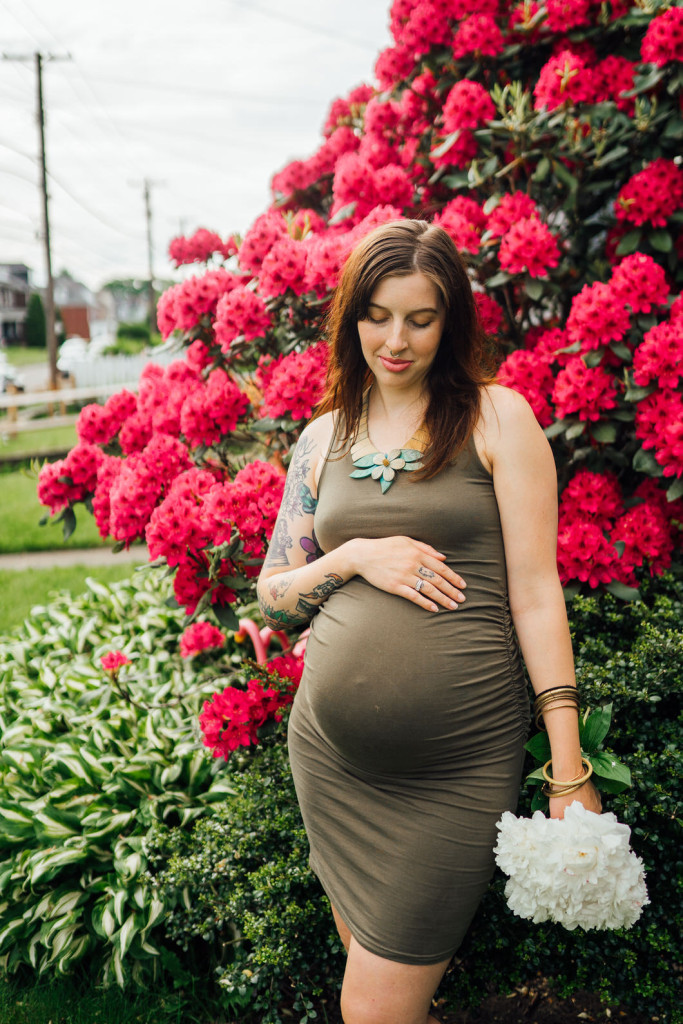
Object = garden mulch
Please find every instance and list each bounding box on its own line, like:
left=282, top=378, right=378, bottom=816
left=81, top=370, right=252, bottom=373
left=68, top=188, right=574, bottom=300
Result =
left=274, top=978, right=655, bottom=1024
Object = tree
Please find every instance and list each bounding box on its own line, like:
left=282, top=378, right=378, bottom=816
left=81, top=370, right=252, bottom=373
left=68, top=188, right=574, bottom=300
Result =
left=24, top=292, right=46, bottom=349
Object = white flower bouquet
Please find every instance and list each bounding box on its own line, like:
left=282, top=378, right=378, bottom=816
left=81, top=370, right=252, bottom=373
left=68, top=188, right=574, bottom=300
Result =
left=494, top=803, right=649, bottom=931
left=494, top=702, right=649, bottom=931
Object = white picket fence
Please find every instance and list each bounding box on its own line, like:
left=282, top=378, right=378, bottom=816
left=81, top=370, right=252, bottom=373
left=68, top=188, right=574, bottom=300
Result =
left=1, top=348, right=179, bottom=438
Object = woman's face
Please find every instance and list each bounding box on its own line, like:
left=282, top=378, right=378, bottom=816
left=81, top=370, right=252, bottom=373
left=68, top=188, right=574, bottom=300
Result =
left=357, top=272, right=445, bottom=393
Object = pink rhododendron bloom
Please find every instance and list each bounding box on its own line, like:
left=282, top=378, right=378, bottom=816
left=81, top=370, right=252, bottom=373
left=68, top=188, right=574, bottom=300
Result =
left=393, top=0, right=453, bottom=52
left=322, top=84, right=373, bottom=136
left=364, top=97, right=403, bottom=136
left=474, top=292, right=504, bottom=335
left=179, top=622, right=226, bottom=658
left=498, top=217, right=561, bottom=278
left=657, top=416, right=683, bottom=479
left=100, top=651, right=131, bottom=672
left=634, top=388, right=683, bottom=452
left=186, top=339, right=213, bottom=374
left=534, top=50, right=593, bottom=110
left=156, top=270, right=244, bottom=339
left=531, top=328, right=574, bottom=367
left=168, top=228, right=236, bottom=267
left=304, top=234, right=349, bottom=296
left=615, top=160, right=683, bottom=229
left=486, top=192, right=538, bottom=238
left=610, top=254, right=669, bottom=314
left=552, top=358, right=619, bottom=422
left=119, top=411, right=154, bottom=455
left=632, top=320, right=683, bottom=389
left=258, top=236, right=309, bottom=298
left=641, top=7, right=683, bottom=67
left=559, top=470, right=624, bottom=528
left=238, top=210, right=289, bottom=275
left=453, top=15, right=504, bottom=59
left=214, top=286, right=272, bottom=351
left=497, top=349, right=555, bottom=427
left=611, top=502, right=673, bottom=577
left=634, top=479, right=683, bottom=547
left=374, top=42, right=417, bottom=92
left=92, top=454, right=122, bottom=539
left=180, top=368, right=250, bottom=448
left=545, top=0, right=592, bottom=32
left=261, top=343, right=329, bottom=422
left=566, top=282, right=630, bottom=351
left=442, top=80, right=496, bottom=133
left=202, top=460, right=286, bottom=563
left=434, top=208, right=481, bottom=254
left=145, top=466, right=216, bottom=566
left=590, top=55, right=637, bottom=114
left=37, top=442, right=105, bottom=515
left=430, top=129, right=479, bottom=170
left=557, top=520, right=622, bottom=588
left=136, top=361, right=201, bottom=438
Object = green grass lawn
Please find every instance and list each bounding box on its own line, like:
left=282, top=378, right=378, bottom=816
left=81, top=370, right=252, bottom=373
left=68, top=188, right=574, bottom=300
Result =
left=2, top=345, right=48, bottom=366
left=0, top=422, right=78, bottom=459
left=0, top=564, right=140, bottom=635
left=0, top=973, right=212, bottom=1024
left=0, top=470, right=111, bottom=553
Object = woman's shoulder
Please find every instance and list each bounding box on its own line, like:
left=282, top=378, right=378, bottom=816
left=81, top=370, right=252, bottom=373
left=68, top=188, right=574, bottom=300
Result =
left=295, top=411, right=338, bottom=469
left=479, top=383, right=539, bottom=433
left=477, top=384, right=548, bottom=464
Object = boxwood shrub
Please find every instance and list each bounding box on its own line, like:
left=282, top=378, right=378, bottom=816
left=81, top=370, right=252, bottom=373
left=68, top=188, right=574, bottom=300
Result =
left=148, top=573, right=683, bottom=1023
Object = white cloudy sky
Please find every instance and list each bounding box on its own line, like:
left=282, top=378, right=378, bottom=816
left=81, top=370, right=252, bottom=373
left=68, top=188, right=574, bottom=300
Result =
left=1, top=0, right=392, bottom=290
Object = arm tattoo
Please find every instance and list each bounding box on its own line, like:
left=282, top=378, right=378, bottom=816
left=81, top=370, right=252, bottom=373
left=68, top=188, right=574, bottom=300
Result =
left=294, top=573, right=343, bottom=618
left=264, top=435, right=317, bottom=569
left=268, top=574, right=294, bottom=601
left=300, top=528, right=324, bottom=563
left=259, top=600, right=309, bottom=629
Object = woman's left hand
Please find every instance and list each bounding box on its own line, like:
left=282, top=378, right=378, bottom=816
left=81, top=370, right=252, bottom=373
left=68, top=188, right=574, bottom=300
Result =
left=548, top=778, right=602, bottom=819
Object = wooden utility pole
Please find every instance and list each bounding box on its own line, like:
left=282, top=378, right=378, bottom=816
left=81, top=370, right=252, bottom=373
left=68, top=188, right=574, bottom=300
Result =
left=1, top=50, right=70, bottom=390
left=143, top=178, right=155, bottom=335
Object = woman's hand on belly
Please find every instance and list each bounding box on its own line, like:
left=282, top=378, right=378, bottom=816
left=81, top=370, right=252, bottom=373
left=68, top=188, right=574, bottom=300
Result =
left=346, top=536, right=466, bottom=613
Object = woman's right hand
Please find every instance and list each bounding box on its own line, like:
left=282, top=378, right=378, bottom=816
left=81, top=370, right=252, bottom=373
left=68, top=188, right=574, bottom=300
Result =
left=345, top=536, right=466, bottom=612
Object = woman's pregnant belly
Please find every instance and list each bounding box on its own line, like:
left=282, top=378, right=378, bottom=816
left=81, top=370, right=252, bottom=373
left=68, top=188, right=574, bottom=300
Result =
left=299, top=576, right=526, bottom=776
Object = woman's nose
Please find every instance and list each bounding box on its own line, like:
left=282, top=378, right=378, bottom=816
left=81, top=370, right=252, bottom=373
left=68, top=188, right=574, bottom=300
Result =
left=387, top=322, right=408, bottom=351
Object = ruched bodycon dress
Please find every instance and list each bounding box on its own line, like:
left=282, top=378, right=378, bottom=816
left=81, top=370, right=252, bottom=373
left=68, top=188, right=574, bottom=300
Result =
left=287, top=430, right=531, bottom=965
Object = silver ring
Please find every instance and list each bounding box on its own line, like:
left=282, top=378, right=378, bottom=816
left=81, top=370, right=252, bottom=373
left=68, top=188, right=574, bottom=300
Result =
left=415, top=578, right=425, bottom=593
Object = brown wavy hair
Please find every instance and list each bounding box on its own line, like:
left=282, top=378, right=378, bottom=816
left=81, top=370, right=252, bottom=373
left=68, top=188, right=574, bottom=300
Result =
left=312, top=219, right=497, bottom=479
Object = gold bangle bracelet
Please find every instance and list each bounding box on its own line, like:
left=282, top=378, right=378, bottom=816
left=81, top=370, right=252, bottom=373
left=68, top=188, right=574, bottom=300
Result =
left=534, top=700, right=580, bottom=730
left=542, top=757, right=593, bottom=790
left=542, top=778, right=591, bottom=797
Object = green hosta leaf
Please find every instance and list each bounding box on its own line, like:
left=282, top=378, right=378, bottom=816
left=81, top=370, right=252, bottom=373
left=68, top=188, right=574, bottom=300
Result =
left=116, top=913, right=139, bottom=958
left=588, top=750, right=632, bottom=790
left=28, top=847, right=89, bottom=886
left=524, top=730, right=551, bottom=762
left=33, top=812, right=79, bottom=840
left=579, top=703, right=612, bottom=753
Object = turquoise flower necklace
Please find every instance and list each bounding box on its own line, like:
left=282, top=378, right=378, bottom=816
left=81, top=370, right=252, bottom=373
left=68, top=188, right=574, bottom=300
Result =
left=349, top=390, right=429, bottom=494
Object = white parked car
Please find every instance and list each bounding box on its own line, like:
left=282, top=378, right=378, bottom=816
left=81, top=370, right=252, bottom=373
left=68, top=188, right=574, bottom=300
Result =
left=56, top=336, right=89, bottom=375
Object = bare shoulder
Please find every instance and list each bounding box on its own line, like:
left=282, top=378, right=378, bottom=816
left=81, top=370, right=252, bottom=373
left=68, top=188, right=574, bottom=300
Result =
left=293, top=412, right=336, bottom=488
left=478, top=384, right=550, bottom=468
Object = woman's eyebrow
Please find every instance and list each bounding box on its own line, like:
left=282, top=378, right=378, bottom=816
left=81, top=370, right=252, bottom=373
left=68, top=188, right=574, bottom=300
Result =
left=367, top=302, right=439, bottom=314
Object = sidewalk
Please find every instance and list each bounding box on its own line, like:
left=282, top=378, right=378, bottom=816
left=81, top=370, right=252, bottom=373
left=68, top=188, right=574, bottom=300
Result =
left=0, top=547, right=148, bottom=570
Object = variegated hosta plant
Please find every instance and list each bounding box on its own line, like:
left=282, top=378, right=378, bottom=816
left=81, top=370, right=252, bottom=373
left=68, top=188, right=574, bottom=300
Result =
left=0, top=571, right=239, bottom=985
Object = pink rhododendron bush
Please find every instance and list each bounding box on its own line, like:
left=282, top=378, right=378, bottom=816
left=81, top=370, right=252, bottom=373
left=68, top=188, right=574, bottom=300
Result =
left=39, top=0, right=683, bottom=645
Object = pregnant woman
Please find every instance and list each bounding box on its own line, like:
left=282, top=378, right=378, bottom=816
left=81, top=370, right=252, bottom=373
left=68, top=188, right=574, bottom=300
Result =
left=257, top=219, right=601, bottom=1024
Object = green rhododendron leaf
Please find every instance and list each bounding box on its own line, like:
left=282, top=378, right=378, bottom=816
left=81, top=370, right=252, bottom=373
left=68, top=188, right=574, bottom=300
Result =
left=649, top=229, right=673, bottom=253
left=524, top=730, right=551, bottom=762
left=588, top=750, right=632, bottom=789
left=579, top=703, right=612, bottom=753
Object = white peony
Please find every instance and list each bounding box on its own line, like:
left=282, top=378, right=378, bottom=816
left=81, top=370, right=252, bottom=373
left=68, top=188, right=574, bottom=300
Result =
left=494, top=802, right=649, bottom=931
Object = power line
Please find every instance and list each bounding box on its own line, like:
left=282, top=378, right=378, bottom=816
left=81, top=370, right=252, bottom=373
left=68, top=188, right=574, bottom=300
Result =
left=225, top=0, right=377, bottom=51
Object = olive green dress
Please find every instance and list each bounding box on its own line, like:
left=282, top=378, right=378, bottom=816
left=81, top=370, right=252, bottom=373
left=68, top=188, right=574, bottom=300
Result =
left=287, top=430, right=530, bottom=965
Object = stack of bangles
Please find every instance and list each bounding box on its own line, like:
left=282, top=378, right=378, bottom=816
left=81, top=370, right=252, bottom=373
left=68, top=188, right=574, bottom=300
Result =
left=533, top=685, right=594, bottom=798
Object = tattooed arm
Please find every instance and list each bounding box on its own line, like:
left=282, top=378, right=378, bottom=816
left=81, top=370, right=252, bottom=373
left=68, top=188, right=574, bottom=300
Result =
left=257, top=416, right=357, bottom=628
